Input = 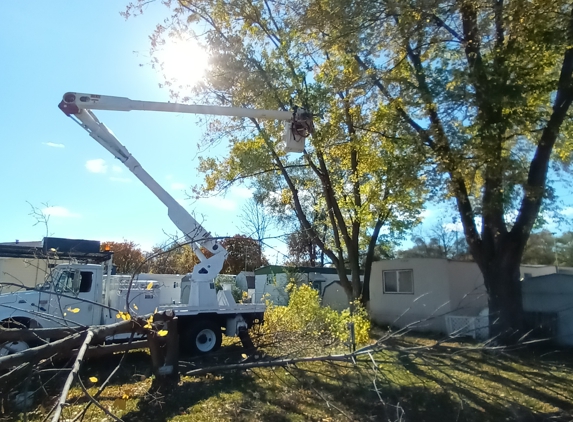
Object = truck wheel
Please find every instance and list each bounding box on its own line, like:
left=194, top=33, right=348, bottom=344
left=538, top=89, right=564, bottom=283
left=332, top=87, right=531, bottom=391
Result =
left=0, top=318, right=36, bottom=356
left=0, top=340, right=30, bottom=357
left=183, top=320, right=222, bottom=355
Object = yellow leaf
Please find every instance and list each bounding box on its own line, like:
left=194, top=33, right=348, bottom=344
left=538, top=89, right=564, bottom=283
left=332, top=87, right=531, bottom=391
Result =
left=66, top=307, right=80, bottom=313
left=113, top=398, right=127, bottom=410
left=241, top=353, right=248, bottom=359
left=144, top=315, right=154, bottom=329
left=132, top=304, right=138, bottom=310
left=116, top=311, right=131, bottom=321
left=157, top=330, right=168, bottom=337
left=63, top=313, right=67, bottom=317
left=146, top=282, right=154, bottom=290
left=122, top=393, right=129, bottom=400
left=89, top=376, right=98, bottom=383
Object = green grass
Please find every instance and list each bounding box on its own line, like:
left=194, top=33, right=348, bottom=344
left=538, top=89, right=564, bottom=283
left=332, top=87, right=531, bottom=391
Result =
left=5, top=334, right=573, bottom=422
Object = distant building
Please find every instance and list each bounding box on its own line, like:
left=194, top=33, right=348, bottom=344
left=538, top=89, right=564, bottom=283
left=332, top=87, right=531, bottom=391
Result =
left=522, top=273, right=573, bottom=347
left=369, top=258, right=488, bottom=335
left=248, top=265, right=360, bottom=310
left=234, top=271, right=255, bottom=302
left=369, top=258, right=573, bottom=342
left=0, top=237, right=110, bottom=293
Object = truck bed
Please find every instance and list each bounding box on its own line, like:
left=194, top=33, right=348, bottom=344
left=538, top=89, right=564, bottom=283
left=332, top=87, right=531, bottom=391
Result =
left=158, top=302, right=266, bottom=316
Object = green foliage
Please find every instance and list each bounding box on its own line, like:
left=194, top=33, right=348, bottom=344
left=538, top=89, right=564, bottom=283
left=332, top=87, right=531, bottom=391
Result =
left=127, top=0, right=429, bottom=302
left=127, top=0, right=573, bottom=338
left=257, top=283, right=370, bottom=354
left=522, top=230, right=573, bottom=266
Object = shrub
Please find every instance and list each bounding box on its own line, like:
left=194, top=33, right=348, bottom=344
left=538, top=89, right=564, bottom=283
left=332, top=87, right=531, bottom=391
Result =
left=254, top=282, right=371, bottom=355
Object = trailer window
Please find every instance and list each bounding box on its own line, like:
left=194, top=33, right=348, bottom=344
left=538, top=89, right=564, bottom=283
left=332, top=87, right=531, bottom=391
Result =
left=383, top=270, right=414, bottom=294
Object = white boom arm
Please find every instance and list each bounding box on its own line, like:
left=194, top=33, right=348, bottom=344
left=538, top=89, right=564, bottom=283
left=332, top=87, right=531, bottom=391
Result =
left=58, top=92, right=313, bottom=306
left=59, top=93, right=314, bottom=153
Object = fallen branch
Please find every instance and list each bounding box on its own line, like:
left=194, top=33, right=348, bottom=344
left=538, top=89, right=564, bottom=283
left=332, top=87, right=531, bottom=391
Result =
left=0, top=317, right=147, bottom=372
left=0, top=340, right=147, bottom=391
left=0, top=332, right=86, bottom=372
left=0, top=326, right=85, bottom=342
left=75, top=370, right=124, bottom=422
left=51, top=331, right=94, bottom=422
left=85, top=340, right=147, bottom=358
left=185, top=353, right=354, bottom=377
left=0, top=362, right=30, bottom=392
left=72, top=333, right=139, bottom=422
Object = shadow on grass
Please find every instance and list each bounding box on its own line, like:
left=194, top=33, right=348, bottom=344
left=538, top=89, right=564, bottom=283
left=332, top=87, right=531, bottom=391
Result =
left=388, top=347, right=573, bottom=422
left=7, top=337, right=573, bottom=422
left=85, top=343, right=573, bottom=422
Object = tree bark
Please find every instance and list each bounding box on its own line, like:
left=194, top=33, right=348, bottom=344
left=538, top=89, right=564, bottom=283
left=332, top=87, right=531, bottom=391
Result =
left=0, top=318, right=142, bottom=372
left=480, top=249, right=524, bottom=343
left=0, top=326, right=82, bottom=342
left=362, top=215, right=386, bottom=306
left=149, top=311, right=179, bottom=390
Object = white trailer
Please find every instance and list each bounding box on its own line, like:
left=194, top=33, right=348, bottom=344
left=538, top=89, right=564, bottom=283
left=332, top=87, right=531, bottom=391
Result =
left=0, top=93, right=313, bottom=356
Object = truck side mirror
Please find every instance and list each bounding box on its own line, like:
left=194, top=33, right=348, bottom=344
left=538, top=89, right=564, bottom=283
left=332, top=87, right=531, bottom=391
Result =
left=72, top=269, right=82, bottom=294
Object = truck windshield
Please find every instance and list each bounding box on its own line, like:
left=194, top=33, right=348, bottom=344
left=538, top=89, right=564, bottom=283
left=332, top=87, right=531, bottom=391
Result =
left=54, top=271, right=74, bottom=293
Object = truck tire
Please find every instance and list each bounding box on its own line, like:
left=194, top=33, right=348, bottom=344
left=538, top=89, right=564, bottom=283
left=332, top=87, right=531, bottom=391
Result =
left=0, top=318, right=39, bottom=357
left=182, top=320, right=222, bottom=355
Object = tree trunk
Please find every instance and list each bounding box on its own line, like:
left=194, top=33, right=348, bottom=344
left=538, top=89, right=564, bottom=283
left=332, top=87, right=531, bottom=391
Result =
left=362, top=217, right=385, bottom=306
left=482, top=257, right=524, bottom=344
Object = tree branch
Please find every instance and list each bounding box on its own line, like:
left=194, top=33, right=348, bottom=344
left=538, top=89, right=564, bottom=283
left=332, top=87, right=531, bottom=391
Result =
left=401, top=37, right=484, bottom=261
left=512, top=8, right=573, bottom=244
left=250, top=119, right=340, bottom=267
left=51, top=331, right=95, bottom=422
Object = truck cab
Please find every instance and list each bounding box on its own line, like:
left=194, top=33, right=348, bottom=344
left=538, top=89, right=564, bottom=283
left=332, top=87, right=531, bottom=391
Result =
left=0, top=263, right=105, bottom=328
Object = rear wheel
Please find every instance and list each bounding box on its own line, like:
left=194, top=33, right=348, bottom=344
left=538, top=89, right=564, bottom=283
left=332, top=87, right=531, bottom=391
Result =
left=182, top=320, right=222, bottom=355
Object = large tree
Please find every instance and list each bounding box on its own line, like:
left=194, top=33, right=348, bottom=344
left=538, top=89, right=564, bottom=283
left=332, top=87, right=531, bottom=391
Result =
left=101, top=240, right=146, bottom=274
left=126, top=0, right=573, bottom=340
left=124, top=0, right=427, bottom=304
left=221, top=234, right=269, bottom=273
left=300, top=0, right=573, bottom=341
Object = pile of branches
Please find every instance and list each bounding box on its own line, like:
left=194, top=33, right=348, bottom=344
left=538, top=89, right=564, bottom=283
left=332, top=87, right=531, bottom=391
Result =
left=0, top=313, right=178, bottom=421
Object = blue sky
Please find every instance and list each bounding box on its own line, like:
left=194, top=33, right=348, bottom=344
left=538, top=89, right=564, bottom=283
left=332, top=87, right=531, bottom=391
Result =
left=0, top=2, right=257, bottom=253
left=1, top=2, right=571, bottom=259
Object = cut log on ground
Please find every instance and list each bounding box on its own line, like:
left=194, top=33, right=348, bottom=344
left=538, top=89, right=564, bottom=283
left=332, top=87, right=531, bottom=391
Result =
left=0, top=326, right=84, bottom=342
left=0, top=316, right=149, bottom=373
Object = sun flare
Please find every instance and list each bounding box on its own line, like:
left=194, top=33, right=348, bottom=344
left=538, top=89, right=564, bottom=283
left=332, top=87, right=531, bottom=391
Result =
left=158, top=38, right=209, bottom=86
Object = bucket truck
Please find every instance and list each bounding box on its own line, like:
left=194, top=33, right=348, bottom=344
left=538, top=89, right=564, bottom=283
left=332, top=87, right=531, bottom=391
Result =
left=0, top=93, right=313, bottom=356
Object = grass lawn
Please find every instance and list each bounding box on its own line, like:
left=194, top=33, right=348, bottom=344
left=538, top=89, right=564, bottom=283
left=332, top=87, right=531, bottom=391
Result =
left=4, top=334, right=573, bottom=422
